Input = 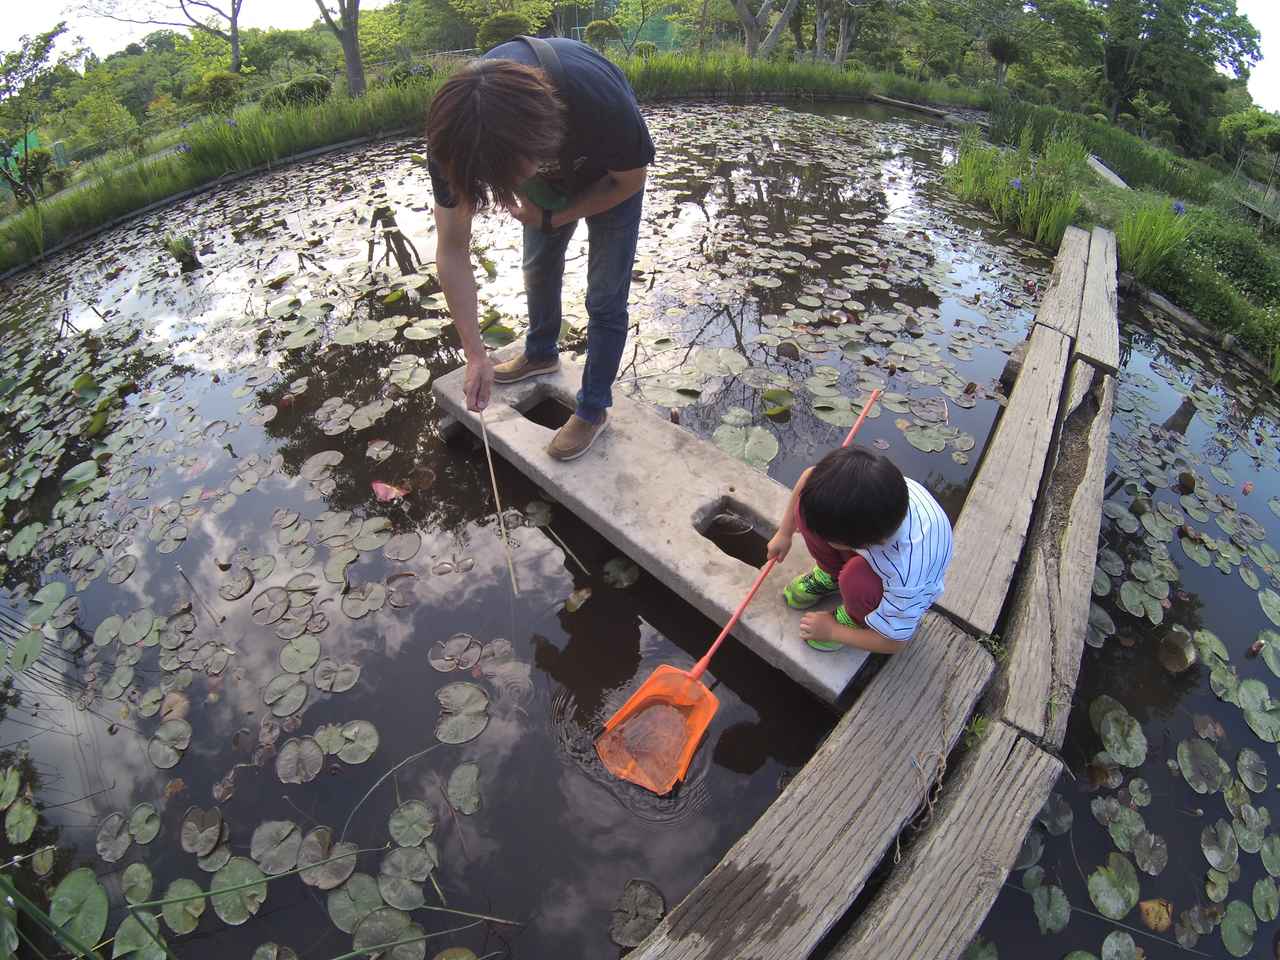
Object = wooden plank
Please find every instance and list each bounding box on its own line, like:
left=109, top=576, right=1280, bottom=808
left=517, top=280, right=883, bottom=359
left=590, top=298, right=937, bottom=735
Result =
left=869, top=93, right=950, bottom=119
left=627, top=614, right=994, bottom=960
left=1077, top=227, right=1119, bottom=372
left=998, top=362, right=1114, bottom=745
left=937, top=325, right=1072, bottom=637
left=1033, top=225, right=1090, bottom=339
left=829, top=722, right=1062, bottom=960
left=1088, top=155, right=1129, bottom=190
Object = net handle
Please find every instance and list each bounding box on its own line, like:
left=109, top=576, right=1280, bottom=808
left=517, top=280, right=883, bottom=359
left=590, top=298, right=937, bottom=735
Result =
left=688, top=388, right=882, bottom=682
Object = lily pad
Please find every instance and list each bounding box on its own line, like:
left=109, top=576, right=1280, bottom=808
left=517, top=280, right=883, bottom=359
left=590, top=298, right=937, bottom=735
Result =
left=378, top=846, right=434, bottom=910
left=1254, top=876, right=1279, bottom=923
left=112, top=910, right=167, bottom=960
left=250, top=820, right=302, bottom=875
left=447, top=762, right=482, bottom=815
left=1262, top=589, right=1280, bottom=627
left=337, top=720, right=379, bottom=764
left=389, top=801, right=436, bottom=847
left=1203, top=818, right=1239, bottom=871
left=435, top=682, right=490, bottom=745
left=1101, top=712, right=1147, bottom=768
left=603, top=557, right=641, bottom=588
left=181, top=806, right=223, bottom=857
left=123, top=862, right=154, bottom=904
left=280, top=634, right=321, bottom=673
left=327, top=874, right=384, bottom=934
left=1133, top=831, right=1168, bottom=877
left=1032, top=883, right=1070, bottom=934
left=298, top=826, right=358, bottom=890
left=277, top=737, right=324, bottom=784
left=211, top=857, right=268, bottom=925
left=1178, top=738, right=1229, bottom=794
left=1239, top=749, right=1268, bottom=792
left=1222, top=899, right=1256, bottom=957
left=160, top=878, right=205, bottom=935
left=428, top=634, right=483, bottom=673
left=314, top=659, right=360, bottom=693
left=50, top=867, right=109, bottom=948
left=1088, top=853, right=1139, bottom=920
left=352, top=906, right=425, bottom=960
left=96, top=811, right=131, bottom=862
left=712, top=419, right=779, bottom=469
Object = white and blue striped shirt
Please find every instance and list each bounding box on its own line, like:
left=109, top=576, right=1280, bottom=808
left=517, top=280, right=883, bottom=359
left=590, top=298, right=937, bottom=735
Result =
left=859, top=478, right=953, bottom=642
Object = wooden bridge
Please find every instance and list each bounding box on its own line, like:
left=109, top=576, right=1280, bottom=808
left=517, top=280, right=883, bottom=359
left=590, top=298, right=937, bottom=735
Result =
left=434, top=225, right=1119, bottom=959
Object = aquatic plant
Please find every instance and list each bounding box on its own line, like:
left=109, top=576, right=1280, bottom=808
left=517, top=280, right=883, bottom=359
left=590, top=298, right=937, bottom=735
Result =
left=1116, top=198, right=1194, bottom=284
left=162, top=233, right=200, bottom=272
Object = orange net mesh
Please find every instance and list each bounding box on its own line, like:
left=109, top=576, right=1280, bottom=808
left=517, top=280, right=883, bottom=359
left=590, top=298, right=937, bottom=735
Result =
left=595, top=665, right=719, bottom=795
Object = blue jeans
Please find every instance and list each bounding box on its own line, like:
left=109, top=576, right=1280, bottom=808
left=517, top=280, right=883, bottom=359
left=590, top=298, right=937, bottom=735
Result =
left=522, top=188, right=643, bottom=424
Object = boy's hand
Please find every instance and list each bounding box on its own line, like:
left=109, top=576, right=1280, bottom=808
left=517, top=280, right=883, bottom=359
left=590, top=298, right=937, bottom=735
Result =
left=463, top=353, right=493, bottom=412
left=766, top=530, right=792, bottom=563
left=799, top=612, right=836, bottom=646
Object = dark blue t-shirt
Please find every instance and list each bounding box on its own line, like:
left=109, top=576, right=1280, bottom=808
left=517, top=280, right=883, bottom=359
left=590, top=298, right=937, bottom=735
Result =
left=428, top=38, right=655, bottom=209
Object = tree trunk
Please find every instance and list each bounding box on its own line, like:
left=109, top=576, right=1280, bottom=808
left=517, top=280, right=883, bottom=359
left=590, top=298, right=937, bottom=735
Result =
left=343, top=32, right=367, bottom=95
left=813, top=0, right=830, bottom=62
left=697, top=0, right=711, bottom=54
left=790, top=0, right=805, bottom=54
left=757, top=0, right=801, bottom=58
left=229, top=22, right=241, bottom=73
left=995, top=61, right=1007, bottom=86
left=833, top=7, right=861, bottom=65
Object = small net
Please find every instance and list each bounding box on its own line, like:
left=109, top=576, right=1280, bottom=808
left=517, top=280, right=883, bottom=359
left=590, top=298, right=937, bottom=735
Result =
left=595, top=665, right=719, bottom=795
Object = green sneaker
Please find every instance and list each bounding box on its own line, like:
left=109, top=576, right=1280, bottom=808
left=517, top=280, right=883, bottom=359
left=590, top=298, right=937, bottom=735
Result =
left=784, top=566, right=838, bottom=610
left=806, top=608, right=857, bottom=652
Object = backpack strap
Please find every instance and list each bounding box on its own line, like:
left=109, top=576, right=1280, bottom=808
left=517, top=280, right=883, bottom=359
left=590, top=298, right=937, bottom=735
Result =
left=515, top=36, right=576, bottom=197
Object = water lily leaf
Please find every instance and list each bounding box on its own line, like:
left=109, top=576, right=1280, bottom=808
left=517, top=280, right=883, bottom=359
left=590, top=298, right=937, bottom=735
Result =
left=1158, top=629, right=1197, bottom=674
left=1178, top=738, right=1229, bottom=794
left=378, top=846, right=434, bottom=910
left=384, top=532, right=421, bottom=562
left=314, top=659, right=360, bottom=693
left=0, top=768, right=17, bottom=810
left=181, top=807, right=223, bottom=856
left=341, top=582, right=387, bottom=619
left=1203, top=818, right=1239, bottom=871
left=1221, top=899, right=1256, bottom=957
left=1038, top=792, right=1073, bottom=836
left=1254, top=876, right=1279, bottom=923
left=429, top=634, right=482, bottom=673
left=1108, top=807, right=1146, bottom=853
left=1088, top=853, right=1139, bottom=920
left=1239, top=678, right=1271, bottom=712
left=123, top=862, right=154, bottom=904
left=712, top=421, right=779, bottom=469
left=1032, top=883, right=1070, bottom=934
left=10, top=629, right=41, bottom=672
left=1235, top=805, right=1267, bottom=853
left=1133, top=831, right=1168, bottom=877
left=435, top=682, right=490, bottom=745
left=1100, top=931, right=1137, bottom=960
left=609, top=879, right=666, bottom=948
left=389, top=801, right=436, bottom=847
left=1139, top=897, right=1173, bottom=934
left=1101, top=712, right=1147, bottom=768
left=251, top=820, right=302, bottom=875
left=447, top=762, right=481, bottom=815
left=263, top=674, right=308, bottom=717
left=129, top=802, right=160, bottom=844
left=338, top=721, right=379, bottom=764
left=1263, top=834, right=1280, bottom=876
left=112, top=909, right=167, bottom=960
left=219, top=568, right=254, bottom=601
left=251, top=946, right=299, bottom=960
left=603, top=557, right=641, bottom=588
left=1245, top=702, right=1280, bottom=743
left=327, top=874, right=383, bottom=934
left=277, top=737, right=324, bottom=783
left=252, top=587, right=289, bottom=625
left=211, top=857, right=268, bottom=925
left=1261, top=589, right=1280, bottom=627
left=161, top=878, right=205, bottom=935
left=353, top=906, right=425, bottom=960
left=298, top=826, right=358, bottom=890
left=148, top=718, right=192, bottom=769
left=1238, top=749, right=1268, bottom=792
left=50, top=867, right=109, bottom=948
left=280, top=635, right=320, bottom=673
left=1014, top=827, right=1044, bottom=870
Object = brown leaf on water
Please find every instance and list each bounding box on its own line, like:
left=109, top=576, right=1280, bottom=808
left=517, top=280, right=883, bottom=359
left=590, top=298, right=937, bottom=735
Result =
left=1140, top=898, right=1173, bottom=933
left=1193, top=713, right=1224, bottom=741
left=163, top=778, right=186, bottom=801
left=161, top=692, right=190, bottom=722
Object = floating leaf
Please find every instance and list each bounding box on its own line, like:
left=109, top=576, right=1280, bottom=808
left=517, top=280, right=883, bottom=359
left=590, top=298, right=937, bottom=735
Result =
left=211, top=857, right=268, bottom=925
left=435, top=682, right=490, bottom=745
left=1239, top=749, right=1268, bottom=792
left=1255, top=877, right=1280, bottom=923
left=112, top=910, right=167, bottom=960
left=314, top=659, right=360, bottom=693
left=378, top=846, right=434, bottom=910
left=338, top=721, right=379, bottom=764
left=123, top=863, right=154, bottom=904
left=609, top=879, right=666, bottom=948
left=263, top=674, right=308, bottom=717
left=250, top=820, right=302, bottom=875
left=160, top=879, right=205, bottom=935
left=447, top=762, right=481, bottom=815
left=1260, top=589, right=1280, bottom=628
left=1133, top=831, right=1168, bottom=877
left=1032, top=883, right=1070, bottom=934
left=96, top=812, right=132, bottom=862
left=277, top=737, right=324, bottom=783
left=1101, top=712, right=1147, bottom=768
left=180, top=807, right=223, bottom=857
left=712, top=420, right=779, bottom=469
left=1139, top=897, right=1173, bottom=933
left=1202, top=818, right=1239, bottom=871
left=389, top=801, right=436, bottom=847
left=1178, top=738, right=1229, bottom=794
left=353, top=906, right=425, bottom=960
left=1222, top=899, right=1256, bottom=957
left=1088, top=853, right=1139, bottom=920
left=1263, top=834, right=1280, bottom=876
left=327, top=874, right=383, bottom=934
left=148, top=718, right=192, bottom=768
left=298, top=826, right=358, bottom=891
left=50, top=867, right=109, bottom=948
left=384, top=532, right=421, bottom=562
left=1038, top=792, right=1073, bottom=836
left=280, top=635, right=320, bottom=673
left=428, top=634, right=482, bottom=673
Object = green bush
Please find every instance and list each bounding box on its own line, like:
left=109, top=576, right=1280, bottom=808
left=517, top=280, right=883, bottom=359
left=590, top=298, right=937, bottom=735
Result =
left=262, top=74, right=334, bottom=110
left=385, top=62, right=436, bottom=87
left=16, top=149, right=54, bottom=195
left=477, top=13, right=531, bottom=51
left=1183, top=210, right=1280, bottom=307
left=634, top=41, right=658, bottom=60
left=193, top=71, right=242, bottom=113
left=1116, top=199, right=1193, bottom=283
left=584, top=19, right=623, bottom=51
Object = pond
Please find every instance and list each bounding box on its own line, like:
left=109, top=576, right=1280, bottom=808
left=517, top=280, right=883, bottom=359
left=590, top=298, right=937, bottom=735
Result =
left=974, top=301, right=1280, bottom=960
left=0, top=100, right=1052, bottom=959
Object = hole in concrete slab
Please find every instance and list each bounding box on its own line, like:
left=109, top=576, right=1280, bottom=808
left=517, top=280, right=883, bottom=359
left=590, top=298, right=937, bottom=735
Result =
left=696, top=497, right=771, bottom=570
left=521, top=396, right=574, bottom=432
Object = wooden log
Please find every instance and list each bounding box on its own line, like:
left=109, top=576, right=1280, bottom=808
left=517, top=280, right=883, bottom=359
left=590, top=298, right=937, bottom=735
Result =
left=937, top=325, right=1072, bottom=637
left=996, top=361, right=1115, bottom=746
left=828, top=722, right=1062, bottom=960
left=626, top=613, right=994, bottom=960
left=1033, top=225, right=1090, bottom=340
left=1077, top=227, right=1119, bottom=372
left=869, top=93, right=951, bottom=119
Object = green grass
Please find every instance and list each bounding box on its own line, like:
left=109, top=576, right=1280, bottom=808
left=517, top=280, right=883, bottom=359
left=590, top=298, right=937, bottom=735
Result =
left=1115, top=199, right=1194, bottom=284
left=946, top=128, right=1087, bottom=249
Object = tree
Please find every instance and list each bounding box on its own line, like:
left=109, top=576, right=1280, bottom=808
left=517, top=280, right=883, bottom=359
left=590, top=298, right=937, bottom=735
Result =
left=0, top=23, right=82, bottom=207
left=81, top=0, right=248, bottom=73
left=63, top=83, right=140, bottom=150
left=615, top=0, right=669, bottom=52
left=478, top=11, right=531, bottom=49
left=584, top=19, right=624, bottom=50
left=986, top=32, right=1020, bottom=85
left=314, top=0, right=367, bottom=95
left=733, top=0, right=803, bottom=57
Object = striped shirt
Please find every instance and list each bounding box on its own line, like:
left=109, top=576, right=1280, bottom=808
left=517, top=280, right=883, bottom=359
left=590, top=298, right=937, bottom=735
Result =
left=859, top=478, right=953, bottom=642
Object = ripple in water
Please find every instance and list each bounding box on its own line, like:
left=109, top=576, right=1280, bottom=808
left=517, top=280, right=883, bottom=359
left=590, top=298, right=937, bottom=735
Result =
left=549, top=677, right=712, bottom=824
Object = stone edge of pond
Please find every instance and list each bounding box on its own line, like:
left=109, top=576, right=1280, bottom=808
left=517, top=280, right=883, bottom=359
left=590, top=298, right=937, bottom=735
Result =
left=0, top=92, right=979, bottom=285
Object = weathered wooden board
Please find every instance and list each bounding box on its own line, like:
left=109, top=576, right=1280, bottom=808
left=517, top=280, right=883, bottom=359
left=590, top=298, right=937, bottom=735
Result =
left=997, top=362, right=1114, bottom=746
left=1033, top=225, right=1090, bottom=340
left=937, top=325, right=1072, bottom=637
left=829, top=722, right=1062, bottom=960
left=1077, top=227, right=1119, bottom=372
left=1087, top=155, right=1129, bottom=190
left=626, top=613, right=994, bottom=960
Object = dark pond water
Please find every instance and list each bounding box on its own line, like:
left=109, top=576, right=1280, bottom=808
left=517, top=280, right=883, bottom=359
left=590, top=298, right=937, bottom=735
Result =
left=975, top=301, right=1280, bottom=960
left=0, top=100, right=1056, bottom=959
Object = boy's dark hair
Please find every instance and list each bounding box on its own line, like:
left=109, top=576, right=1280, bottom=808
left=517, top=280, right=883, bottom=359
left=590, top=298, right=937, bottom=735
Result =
left=799, top=445, right=909, bottom=549
left=425, top=59, right=567, bottom=211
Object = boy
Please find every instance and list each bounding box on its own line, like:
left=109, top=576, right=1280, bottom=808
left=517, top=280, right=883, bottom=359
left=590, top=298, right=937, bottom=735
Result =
left=766, top=446, right=953, bottom=653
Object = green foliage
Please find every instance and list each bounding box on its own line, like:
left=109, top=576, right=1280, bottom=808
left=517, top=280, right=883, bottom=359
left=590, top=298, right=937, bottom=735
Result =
left=634, top=41, right=658, bottom=60
left=261, top=75, right=334, bottom=111
left=963, top=713, right=990, bottom=749
left=946, top=128, right=1086, bottom=249
left=1183, top=209, right=1280, bottom=306
left=385, top=63, right=436, bottom=87
left=1116, top=200, right=1194, bottom=284
left=193, top=71, right=243, bottom=114
left=476, top=12, right=531, bottom=52
left=16, top=148, right=53, bottom=194
left=584, top=19, right=624, bottom=51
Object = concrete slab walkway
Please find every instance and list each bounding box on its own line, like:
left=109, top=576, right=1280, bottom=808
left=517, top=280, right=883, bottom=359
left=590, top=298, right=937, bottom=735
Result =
left=431, top=347, right=870, bottom=704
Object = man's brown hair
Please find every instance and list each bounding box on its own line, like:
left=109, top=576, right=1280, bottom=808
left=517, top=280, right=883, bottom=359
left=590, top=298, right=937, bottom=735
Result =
left=426, top=59, right=567, bottom=210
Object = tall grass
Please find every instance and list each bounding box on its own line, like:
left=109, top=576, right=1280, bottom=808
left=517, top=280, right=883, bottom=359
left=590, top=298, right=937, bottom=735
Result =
left=946, top=128, right=1087, bottom=248
left=1116, top=199, right=1195, bottom=283
left=988, top=98, right=1222, bottom=203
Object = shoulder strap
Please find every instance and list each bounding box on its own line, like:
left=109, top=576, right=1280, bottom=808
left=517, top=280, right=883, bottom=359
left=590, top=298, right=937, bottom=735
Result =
left=517, top=36, right=568, bottom=94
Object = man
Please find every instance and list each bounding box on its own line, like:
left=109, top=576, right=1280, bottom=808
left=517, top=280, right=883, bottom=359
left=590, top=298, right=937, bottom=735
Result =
left=426, top=37, right=654, bottom=460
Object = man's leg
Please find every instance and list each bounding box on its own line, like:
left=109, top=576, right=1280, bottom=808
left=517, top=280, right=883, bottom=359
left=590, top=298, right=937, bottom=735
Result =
left=521, top=218, right=577, bottom=363
left=575, top=188, right=643, bottom=423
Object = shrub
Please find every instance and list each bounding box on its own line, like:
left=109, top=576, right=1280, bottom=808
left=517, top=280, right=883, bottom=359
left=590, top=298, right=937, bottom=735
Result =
left=19, top=149, right=54, bottom=195
left=1183, top=210, right=1280, bottom=307
left=634, top=41, right=657, bottom=60
left=194, top=71, right=242, bottom=113
left=385, top=62, right=435, bottom=87
left=477, top=12, right=531, bottom=51
left=1116, top=199, right=1194, bottom=283
left=584, top=19, right=623, bottom=51
left=262, top=74, right=333, bottom=110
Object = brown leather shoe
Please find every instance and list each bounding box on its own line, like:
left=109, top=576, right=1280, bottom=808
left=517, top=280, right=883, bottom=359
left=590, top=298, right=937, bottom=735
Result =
left=547, top=413, right=608, bottom=461
left=493, top=354, right=560, bottom=384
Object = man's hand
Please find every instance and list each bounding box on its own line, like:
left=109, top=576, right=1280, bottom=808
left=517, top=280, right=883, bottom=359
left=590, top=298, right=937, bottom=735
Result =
left=463, top=353, right=494, bottom=412
left=799, top=612, right=837, bottom=646
left=505, top=198, right=543, bottom=230
left=766, top=530, right=792, bottom=563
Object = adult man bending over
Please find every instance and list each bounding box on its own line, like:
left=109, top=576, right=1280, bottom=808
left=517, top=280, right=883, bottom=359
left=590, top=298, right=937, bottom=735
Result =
left=426, top=37, right=654, bottom=460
